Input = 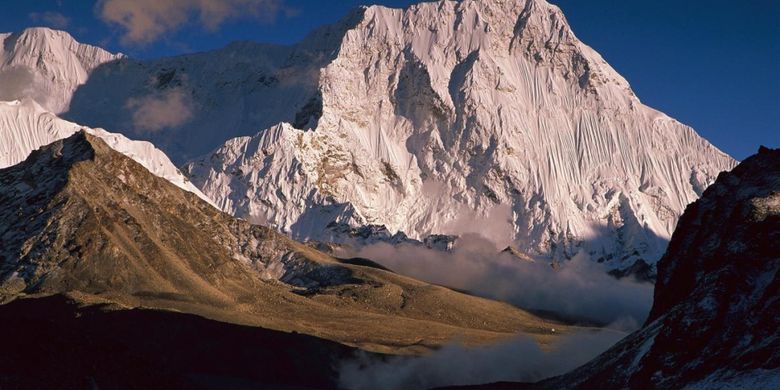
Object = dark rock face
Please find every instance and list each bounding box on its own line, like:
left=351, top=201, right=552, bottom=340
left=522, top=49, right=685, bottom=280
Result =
left=321, top=221, right=458, bottom=251
left=607, top=259, right=654, bottom=283
left=543, top=147, right=780, bottom=388
left=649, top=146, right=780, bottom=322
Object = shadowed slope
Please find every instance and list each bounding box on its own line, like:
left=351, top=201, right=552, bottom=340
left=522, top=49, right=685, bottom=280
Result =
left=544, top=147, right=780, bottom=388
left=0, top=294, right=354, bottom=389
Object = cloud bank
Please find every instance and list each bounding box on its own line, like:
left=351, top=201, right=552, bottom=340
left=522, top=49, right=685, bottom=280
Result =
left=338, top=231, right=652, bottom=389
left=352, top=234, right=653, bottom=327
left=0, top=67, right=50, bottom=108
left=96, top=0, right=284, bottom=45
left=340, top=329, right=626, bottom=390
left=125, top=88, right=194, bottom=132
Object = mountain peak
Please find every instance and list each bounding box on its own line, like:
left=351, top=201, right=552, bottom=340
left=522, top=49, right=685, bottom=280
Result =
left=758, top=145, right=777, bottom=155
left=6, top=27, right=76, bottom=46
left=0, top=130, right=263, bottom=298
left=172, top=0, right=734, bottom=274
left=0, top=100, right=213, bottom=203
left=2, top=26, right=119, bottom=61
left=5, top=129, right=96, bottom=175
left=22, top=0, right=735, bottom=276
left=0, top=27, right=121, bottom=114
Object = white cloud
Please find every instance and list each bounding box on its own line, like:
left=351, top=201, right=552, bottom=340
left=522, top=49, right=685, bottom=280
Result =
left=28, top=11, right=71, bottom=29
left=125, top=88, right=194, bottom=132
left=96, top=0, right=284, bottom=45
left=339, top=234, right=652, bottom=389
left=352, top=235, right=653, bottom=326
left=0, top=67, right=50, bottom=108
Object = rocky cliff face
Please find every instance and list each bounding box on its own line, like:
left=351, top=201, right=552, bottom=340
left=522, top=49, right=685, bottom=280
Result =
left=533, top=146, right=780, bottom=388
left=0, top=131, right=285, bottom=301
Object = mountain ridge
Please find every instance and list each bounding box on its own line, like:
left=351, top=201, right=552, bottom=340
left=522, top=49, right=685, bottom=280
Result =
left=0, top=98, right=211, bottom=204
left=178, top=0, right=735, bottom=273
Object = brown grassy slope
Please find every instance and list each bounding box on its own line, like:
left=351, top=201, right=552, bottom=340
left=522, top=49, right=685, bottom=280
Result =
left=0, top=131, right=571, bottom=354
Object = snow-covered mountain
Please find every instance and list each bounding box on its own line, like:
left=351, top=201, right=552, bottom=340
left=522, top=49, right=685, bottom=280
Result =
left=62, top=28, right=349, bottom=162
left=0, top=28, right=122, bottom=114
left=0, top=99, right=211, bottom=204
left=179, top=0, right=735, bottom=272
left=2, top=1, right=736, bottom=273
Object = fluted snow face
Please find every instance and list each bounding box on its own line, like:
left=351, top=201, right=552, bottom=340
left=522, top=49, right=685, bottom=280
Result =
left=187, top=0, right=735, bottom=270
left=0, top=28, right=122, bottom=114
left=0, top=99, right=212, bottom=205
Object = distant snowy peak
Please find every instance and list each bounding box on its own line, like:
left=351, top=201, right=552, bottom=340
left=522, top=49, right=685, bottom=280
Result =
left=0, top=99, right=212, bottom=205
left=0, top=27, right=122, bottom=113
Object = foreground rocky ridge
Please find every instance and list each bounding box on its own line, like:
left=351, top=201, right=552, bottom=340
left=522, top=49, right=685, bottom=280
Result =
left=0, top=132, right=569, bottom=355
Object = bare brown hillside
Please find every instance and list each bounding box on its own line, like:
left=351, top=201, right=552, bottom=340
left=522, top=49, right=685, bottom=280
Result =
left=0, top=131, right=569, bottom=354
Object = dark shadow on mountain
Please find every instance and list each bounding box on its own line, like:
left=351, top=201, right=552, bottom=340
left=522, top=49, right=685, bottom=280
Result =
left=437, top=148, right=780, bottom=390
left=568, top=196, right=672, bottom=283
left=336, top=256, right=394, bottom=272
left=0, top=294, right=360, bottom=389
left=2, top=31, right=21, bottom=53
left=61, top=7, right=367, bottom=164
left=289, top=199, right=364, bottom=243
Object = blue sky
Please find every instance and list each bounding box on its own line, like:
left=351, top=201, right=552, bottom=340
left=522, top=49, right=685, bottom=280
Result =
left=1, top=0, right=777, bottom=159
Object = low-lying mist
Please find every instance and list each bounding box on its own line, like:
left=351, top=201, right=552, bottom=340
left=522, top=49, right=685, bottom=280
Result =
left=339, top=328, right=625, bottom=390
left=337, top=232, right=654, bottom=389
left=351, top=233, right=654, bottom=327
